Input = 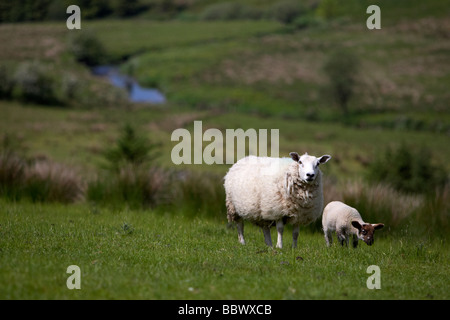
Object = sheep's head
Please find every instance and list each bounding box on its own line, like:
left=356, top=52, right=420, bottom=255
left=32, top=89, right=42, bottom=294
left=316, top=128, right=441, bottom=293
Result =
left=289, top=152, right=331, bottom=183
left=351, top=221, right=385, bottom=246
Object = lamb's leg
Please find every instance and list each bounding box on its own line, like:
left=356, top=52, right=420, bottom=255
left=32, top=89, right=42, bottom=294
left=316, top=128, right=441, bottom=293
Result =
left=276, top=219, right=284, bottom=249
left=337, top=230, right=346, bottom=247
left=236, top=219, right=245, bottom=245
left=292, top=223, right=300, bottom=248
left=352, top=234, right=358, bottom=248
left=262, top=226, right=272, bottom=247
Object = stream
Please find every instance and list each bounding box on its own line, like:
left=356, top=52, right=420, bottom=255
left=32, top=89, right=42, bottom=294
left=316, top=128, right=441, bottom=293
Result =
left=91, top=65, right=166, bottom=104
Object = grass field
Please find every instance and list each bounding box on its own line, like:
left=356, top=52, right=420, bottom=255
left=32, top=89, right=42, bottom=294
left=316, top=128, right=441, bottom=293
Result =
left=1, top=200, right=448, bottom=300
left=0, top=1, right=449, bottom=300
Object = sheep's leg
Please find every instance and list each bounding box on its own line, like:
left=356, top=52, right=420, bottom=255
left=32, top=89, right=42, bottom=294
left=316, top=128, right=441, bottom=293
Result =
left=262, top=226, right=272, bottom=247
left=276, top=219, right=284, bottom=249
left=292, top=223, right=300, bottom=248
left=236, top=219, right=245, bottom=245
left=352, top=234, right=358, bottom=248
left=324, top=228, right=332, bottom=247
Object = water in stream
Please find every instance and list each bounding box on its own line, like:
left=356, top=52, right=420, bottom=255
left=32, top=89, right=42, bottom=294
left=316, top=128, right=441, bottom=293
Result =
left=92, top=65, right=166, bottom=104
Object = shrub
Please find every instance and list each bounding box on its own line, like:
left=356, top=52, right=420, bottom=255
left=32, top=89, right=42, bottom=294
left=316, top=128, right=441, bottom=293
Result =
left=269, top=0, right=306, bottom=24
left=67, top=31, right=107, bottom=66
left=12, top=61, right=59, bottom=105
left=293, top=15, right=324, bottom=29
left=200, top=2, right=262, bottom=21
left=0, top=65, right=14, bottom=99
left=103, top=124, right=160, bottom=172
left=367, top=144, right=448, bottom=194
left=323, top=48, right=360, bottom=115
left=59, top=73, right=82, bottom=102
left=316, top=0, right=340, bottom=21
left=88, top=123, right=165, bottom=209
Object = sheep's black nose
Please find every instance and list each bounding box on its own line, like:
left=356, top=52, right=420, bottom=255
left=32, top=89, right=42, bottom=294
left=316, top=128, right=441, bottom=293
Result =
left=306, top=173, right=315, bottom=178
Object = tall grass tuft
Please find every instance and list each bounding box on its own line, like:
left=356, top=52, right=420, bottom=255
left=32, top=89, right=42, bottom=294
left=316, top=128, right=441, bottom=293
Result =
left=341, top=180, right=424, bottom=231
left=23, top=159, right=85, bottom=203
left=412, top=184, right=450, bottom=238
left=170, top=170, right=226, bottom=219
left=0, top=150, right=26, bottom=201
left=87, top=165, right=171, bottom=209
left=321, top=179, right=450, bottom=239
left=0, top=134, right=84, bottom=203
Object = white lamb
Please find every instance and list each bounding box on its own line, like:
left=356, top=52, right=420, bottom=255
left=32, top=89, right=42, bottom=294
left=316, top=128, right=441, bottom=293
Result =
left=322, top=201, right=384, bottom=248
left=224, top=152, right=331, bottom=248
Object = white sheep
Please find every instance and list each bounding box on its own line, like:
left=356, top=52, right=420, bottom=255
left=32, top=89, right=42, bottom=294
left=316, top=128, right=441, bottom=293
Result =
left=224, top=152, right=331, bottom=248
left=322, top=201, right=384, bottom=248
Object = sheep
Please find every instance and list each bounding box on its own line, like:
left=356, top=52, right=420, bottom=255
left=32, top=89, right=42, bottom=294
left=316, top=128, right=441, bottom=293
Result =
left=224, top=152, right=331, bottom=248
left=322, top=201, right=384, bottom=248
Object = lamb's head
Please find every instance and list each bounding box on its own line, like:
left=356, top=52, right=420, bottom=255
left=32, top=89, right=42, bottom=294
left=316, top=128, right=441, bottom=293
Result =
left=289, top=152, right=331, bottom=183
left=351, top=221, right=385, bottom=246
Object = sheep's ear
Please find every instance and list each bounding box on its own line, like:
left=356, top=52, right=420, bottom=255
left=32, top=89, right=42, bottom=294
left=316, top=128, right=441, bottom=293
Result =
left=373, top=223, right=384, bottom=230
left=318, top=155, right=331, bottom=165
left=289, top=152, right=300, bottom=162
left=351, top=221, right=362, bottom=231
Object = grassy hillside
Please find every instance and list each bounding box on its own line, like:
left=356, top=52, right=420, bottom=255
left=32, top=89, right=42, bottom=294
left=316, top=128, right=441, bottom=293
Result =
left=0, top=0, right=449, bottom=300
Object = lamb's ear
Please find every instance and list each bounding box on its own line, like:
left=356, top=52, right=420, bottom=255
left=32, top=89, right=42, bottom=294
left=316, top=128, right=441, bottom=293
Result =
left=289, top=152, right=300, bottom=162
left=318, top=155, right=331, bottom=165
left=351, top=221, right=362, bottom=231
left=373, top=223, right=384, bottom=230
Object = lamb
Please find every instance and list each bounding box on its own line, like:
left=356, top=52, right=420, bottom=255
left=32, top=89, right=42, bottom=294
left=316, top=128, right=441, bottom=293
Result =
left=224, top=152, right=331, bottom=248
left=322, top=201, right=384, bottom=248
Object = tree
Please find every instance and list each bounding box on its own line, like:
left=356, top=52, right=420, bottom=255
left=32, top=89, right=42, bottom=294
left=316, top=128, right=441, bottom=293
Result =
left=104, top=124, right=160, bottom=172
left=323, top=48, right=360, bottom=115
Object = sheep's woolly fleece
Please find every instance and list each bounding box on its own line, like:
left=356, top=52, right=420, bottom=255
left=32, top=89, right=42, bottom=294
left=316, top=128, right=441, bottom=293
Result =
left=224, top=155, right=324, bottom=227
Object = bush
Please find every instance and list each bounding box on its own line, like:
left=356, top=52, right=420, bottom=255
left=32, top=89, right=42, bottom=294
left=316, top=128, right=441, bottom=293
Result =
left=367, top=144, right=448, bottom=194
left=0, top=65, right=14, bottom=99
left=323, top=48, right=360, bottom=115
left=13, top=61, right=59, bottom=105
left=292, top=15, right=324, bottom=29
left=316, top=0, right=340, bottom=21
left=67, top=32, right=107, bottom=66
left=200, top=2, right=263, bottom=21
left=87, top=123, right=165, bottom=209
left=103, top=124, right=160, bottom=172
left=269, top=0, right=306, bottom=24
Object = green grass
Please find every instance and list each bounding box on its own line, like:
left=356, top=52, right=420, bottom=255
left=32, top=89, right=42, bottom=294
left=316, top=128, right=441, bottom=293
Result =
left=0, top=200, right=448, bottom=299
left=1, top=101, right=449, bottom=180
left=86, top=20, right=284, bottom=60
left=0, top=3, right=449, bottom=301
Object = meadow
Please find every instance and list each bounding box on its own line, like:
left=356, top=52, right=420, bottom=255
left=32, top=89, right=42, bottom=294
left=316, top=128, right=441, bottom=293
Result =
left=0, top=0, right=449, bottom=300
left=1, top=200, right=448, bottom=300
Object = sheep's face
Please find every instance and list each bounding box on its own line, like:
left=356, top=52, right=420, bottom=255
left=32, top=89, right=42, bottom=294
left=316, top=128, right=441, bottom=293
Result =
left=289, top=152, right=331, bottom=183
left=351, top=221, right=385, bottom=245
